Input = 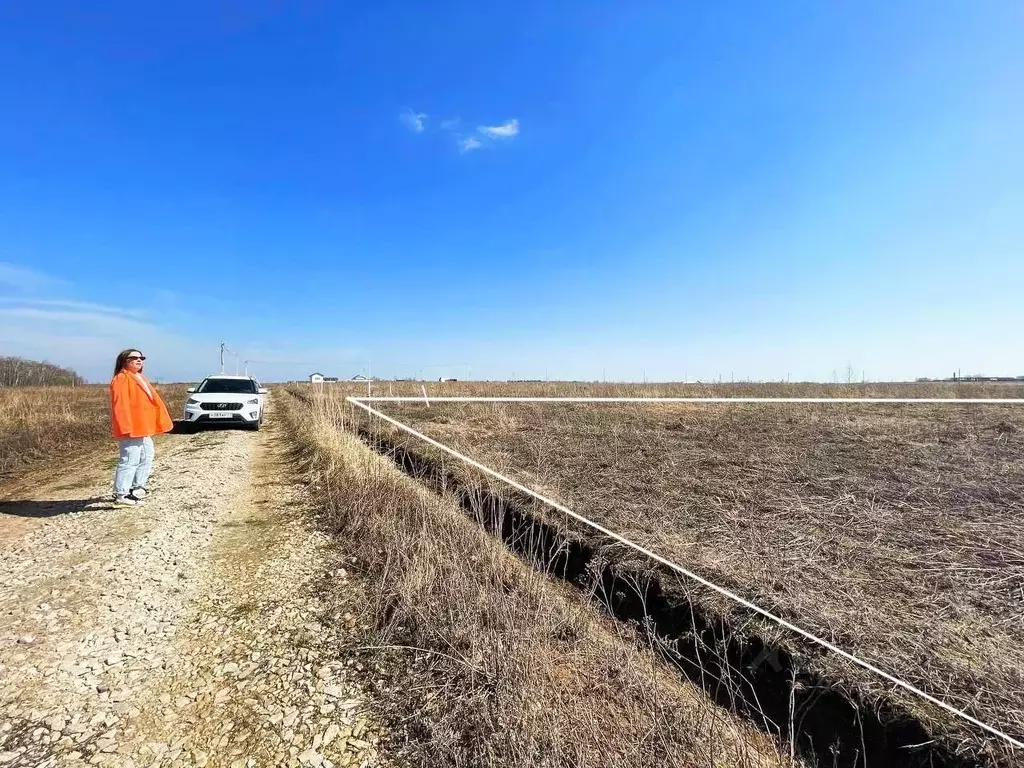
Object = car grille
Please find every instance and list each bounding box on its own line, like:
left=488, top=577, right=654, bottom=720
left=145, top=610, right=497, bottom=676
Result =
left=200, top=402, right=243, bottom=411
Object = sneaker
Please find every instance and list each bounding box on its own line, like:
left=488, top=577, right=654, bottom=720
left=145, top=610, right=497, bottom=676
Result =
left=129, top=487, right=148, bottom=501
left=113, top=496, right=141, bottom=508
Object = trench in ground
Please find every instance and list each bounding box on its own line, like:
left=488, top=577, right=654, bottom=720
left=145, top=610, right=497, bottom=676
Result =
left=357, top=427, right=993, bottom=768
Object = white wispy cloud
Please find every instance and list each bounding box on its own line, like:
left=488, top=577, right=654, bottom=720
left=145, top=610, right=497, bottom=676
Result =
left=0, top=302, right=209, bottom=382
left=396, top=111, right=518, bottom=154
left=0, top=297, right=148, bottom=318
left=400, top=109, right=428, bottom=133
left=478, top=119, right=520, bottom=139
left=0, top=306, right=165, bottom=340
left=0, top=262, right=65, bottom=293
left=0, top=265, right=365, bottom=383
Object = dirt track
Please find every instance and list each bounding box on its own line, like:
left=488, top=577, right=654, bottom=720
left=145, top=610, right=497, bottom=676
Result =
left=0, top=403, right=383, bottom=768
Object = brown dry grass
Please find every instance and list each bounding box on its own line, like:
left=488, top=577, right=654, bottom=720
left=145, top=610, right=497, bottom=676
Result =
left=332, top=380, right=1024, bottom=766
left=311, top=378, right=1024, bottom=400
left=0, top=384, right=190, bottom=491
left=280, top=386, right=796, bottom=768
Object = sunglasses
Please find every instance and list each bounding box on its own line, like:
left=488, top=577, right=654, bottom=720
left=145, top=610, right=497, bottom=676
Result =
left=126, top=355, right=146, bottom=362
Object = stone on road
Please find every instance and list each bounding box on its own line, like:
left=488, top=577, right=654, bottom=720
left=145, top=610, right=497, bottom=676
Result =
left=0, top=404, right=383, bottom=767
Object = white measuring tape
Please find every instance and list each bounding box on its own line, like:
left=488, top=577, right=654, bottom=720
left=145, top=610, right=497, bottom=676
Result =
left=355, top=395, right=1024, bottom=404
left=346, top=395, right=1023, bottom=749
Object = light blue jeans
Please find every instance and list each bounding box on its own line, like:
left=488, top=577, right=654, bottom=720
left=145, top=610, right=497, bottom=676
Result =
left=114, top=437, right=154, bottom=498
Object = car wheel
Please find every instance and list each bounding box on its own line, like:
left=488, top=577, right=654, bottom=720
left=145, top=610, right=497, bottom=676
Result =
left=249, top=420, right=260, bottom=432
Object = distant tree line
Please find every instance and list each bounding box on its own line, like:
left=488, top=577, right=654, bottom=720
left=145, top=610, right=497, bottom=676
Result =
left=0, top=356, right=87, bottom=387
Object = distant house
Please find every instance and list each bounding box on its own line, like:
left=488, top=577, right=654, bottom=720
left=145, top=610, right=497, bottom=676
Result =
left=351, top=374, right=367, bottom=381
left=324, top=377, right=340, bottom=383
left=309, top=373, right=325, bottom=383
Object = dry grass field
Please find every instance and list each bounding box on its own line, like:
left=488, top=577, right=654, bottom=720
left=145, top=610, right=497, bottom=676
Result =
left=322, top=380, right=1024, bottom=767
left=280, top=386, right=796, bottom=768
left=6, top=378, right=1018, bottom=766
left=0, top=383, right=190, bottom=491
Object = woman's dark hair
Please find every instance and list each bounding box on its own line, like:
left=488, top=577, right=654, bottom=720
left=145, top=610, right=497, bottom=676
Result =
left=113, top=349, right=142, bottom=377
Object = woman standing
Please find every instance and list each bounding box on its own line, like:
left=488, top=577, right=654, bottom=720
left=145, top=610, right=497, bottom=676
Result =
left=110, top=349, right=173, bottom=507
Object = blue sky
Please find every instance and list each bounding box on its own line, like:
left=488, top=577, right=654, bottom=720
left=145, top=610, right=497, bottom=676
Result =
left=1, top=1, right=1022, bottom=383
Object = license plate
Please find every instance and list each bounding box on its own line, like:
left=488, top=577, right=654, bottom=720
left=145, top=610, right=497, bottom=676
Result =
left=209, top=412, right=234, bottom=419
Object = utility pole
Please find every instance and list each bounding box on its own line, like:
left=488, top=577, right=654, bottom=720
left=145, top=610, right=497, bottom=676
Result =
left=220, top=342, right=226, bottom=374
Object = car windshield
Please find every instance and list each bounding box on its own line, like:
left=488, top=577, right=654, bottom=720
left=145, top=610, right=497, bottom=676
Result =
left=197, top=379, right=258, bottom=394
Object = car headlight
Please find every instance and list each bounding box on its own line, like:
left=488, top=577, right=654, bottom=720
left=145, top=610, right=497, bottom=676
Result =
left=187, top=398, right=200, bottom=405
left=246, top=398, right=259, bottom=405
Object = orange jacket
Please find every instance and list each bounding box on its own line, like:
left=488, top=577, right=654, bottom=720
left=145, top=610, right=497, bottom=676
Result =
left=110, top=371, right=173, bottom=439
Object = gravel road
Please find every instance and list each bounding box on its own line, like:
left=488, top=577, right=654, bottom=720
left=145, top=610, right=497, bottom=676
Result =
left=0, top=402, right=383, bottom=768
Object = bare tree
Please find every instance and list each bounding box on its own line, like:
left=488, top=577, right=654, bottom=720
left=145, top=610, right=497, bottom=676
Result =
left=0, top=357, right=86, bottom=387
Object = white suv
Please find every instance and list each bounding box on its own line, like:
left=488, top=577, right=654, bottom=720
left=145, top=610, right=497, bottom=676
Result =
left=183, top=375, right=267, bottom=430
